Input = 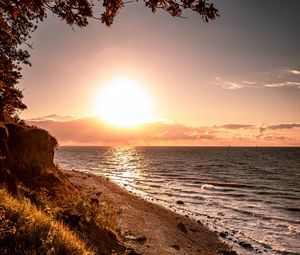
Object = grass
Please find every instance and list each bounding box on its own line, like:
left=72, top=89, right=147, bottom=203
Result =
left=0, top=187, right=93, bottom=255
left=0, top=166, right=131, bottom=254
left=0, top=123, right=132, bottom=254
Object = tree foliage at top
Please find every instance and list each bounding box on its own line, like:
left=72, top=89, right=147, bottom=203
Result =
left=0, top=0, right=218, bottom=122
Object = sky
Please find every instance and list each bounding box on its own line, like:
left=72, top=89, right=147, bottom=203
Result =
left=21, top=0, right=300, bottom=146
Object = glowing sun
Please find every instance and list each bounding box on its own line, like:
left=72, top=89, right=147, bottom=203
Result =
left=96, top=78, right=154, bottom=127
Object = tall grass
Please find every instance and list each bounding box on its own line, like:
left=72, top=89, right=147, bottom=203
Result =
left=0, top=188, right=94, bottom=255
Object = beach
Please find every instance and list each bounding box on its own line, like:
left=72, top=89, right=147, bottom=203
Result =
left=63, top=169, right=234, bottom=255
left=56, top=146, right=300, bottom=255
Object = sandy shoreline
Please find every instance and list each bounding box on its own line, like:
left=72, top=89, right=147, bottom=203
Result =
left=63, top=169, right=235, bottom=255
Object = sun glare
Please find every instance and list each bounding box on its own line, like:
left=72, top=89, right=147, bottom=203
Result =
left=95, top=78, right=154, bottom=127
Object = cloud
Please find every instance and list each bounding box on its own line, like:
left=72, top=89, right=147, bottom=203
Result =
left=267, top=123, right=300, bottom=130
left=26, top=116, right=218, bottom=145
left=217, top=71, right=300, bottom=90
left=268, top=135, right=300, bottom=145
left=29, top=114, right=76, bottom=122
left=216, top=77, right=255, bottom=90
left=216, top=124, right=255, bottom=130
left=26, top=115, right=300, bottom=146
left=217, top=78, right=300, bottom=90
left=257, top=123, right=300, bottom=140
left=287, top=69, right=300, bottom=75
left=264, top=81, right=300, bottom=89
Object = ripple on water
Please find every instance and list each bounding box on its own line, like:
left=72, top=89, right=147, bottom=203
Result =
left=55, top=146, right=300, bottom=255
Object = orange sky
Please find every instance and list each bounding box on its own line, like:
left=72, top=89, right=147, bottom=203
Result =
left=20, top=1, right=300, bottom=146
left=26, top=116, right=300, bottom=146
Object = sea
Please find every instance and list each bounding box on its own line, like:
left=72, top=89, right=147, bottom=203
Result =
left=55, top=146, right=300, bottom=255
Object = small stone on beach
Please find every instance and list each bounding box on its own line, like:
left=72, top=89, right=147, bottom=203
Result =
left=125, top=249, right=141, bottom=255
left=177, top=222, right=188, bottom=234
left=124, top=234, right=147, bottom=244
left=239, top=241, right=253, bottom=250
left=189, top=228, right=198, bottom=233
left=219, top=232, right=227, bottom=238
left=171, top=244, right=180, bottom=250
left=136, top=235, right=147, bottom=244
left=223, top=251, right=238, bottom=255
left=176, top=200, right=184, bottom=205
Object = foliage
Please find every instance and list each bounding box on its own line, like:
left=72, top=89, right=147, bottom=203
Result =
left=0, top=163, right=129, bottom=254
left=0, top=187, right=93, bottom=255
left=1, top=123, right=123, bottom=252
left=0, top=0, right=218, bottom=121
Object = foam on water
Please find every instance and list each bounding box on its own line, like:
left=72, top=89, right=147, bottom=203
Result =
left=55, top=146, right=300, bottom=255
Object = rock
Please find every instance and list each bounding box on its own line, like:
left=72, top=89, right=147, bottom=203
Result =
left=7, top=123, right=57, bottom=170
left=223, top=251, right=238, bottom=255
left=124, top=234, right=147, bottom=244
left=5, top=123, right=57, bottom=177
left=189, top=228, right=198, bottom=233
left=176, top=200, right=184, bottom=205
left=125, top=249, right=142, bottom=255
left=0, top=124, right=9, bottom=166
left=0, top=123, right=16, bottom=192
left=177, top=222, right=188, bottom=234
left=171, top=244, right=180, bottom=250
left=96, top=192, right=102, bottom=196
left=136, top=235, right=147, bottom=244
left=239, top=241, right=253, bottom=250
left=219, top=232, right=227, bottom=238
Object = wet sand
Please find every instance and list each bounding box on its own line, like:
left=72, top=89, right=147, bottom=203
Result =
left=63, top=169, right=235, bottom=255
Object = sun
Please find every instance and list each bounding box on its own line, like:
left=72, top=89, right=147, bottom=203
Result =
left=95, top=78, right=154, bottom=127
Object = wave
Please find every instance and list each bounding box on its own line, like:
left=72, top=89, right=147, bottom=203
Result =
left=55, top=146, right=300, bottom=255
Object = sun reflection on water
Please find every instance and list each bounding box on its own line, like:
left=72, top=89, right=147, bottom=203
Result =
left=111, top=147, right=142, bottom=182
left=56, top=147, right=300, bottom=255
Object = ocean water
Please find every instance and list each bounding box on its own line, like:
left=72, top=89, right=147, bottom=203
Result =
left=55, top=147, right=300, bottom=255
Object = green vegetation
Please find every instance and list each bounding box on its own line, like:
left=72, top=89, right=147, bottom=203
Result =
left=0, top=164, right=129, bottom=255
left=0, top=188, right=93, bottom=255
left=0, top=1, right=219, bottom=253
left=0, top=123, right=132, bottom=254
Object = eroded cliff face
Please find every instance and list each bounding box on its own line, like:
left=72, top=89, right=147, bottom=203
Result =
left=0, top=123, right=10, bottom=185
left=6, top=123, right=58, bottom=175
left=0, top=123, right=57, bottom=183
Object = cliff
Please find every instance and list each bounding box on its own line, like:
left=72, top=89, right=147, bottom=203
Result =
left=0, top=123, right=131, bottom=254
